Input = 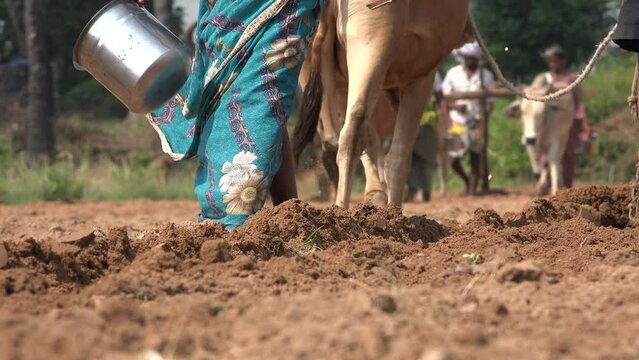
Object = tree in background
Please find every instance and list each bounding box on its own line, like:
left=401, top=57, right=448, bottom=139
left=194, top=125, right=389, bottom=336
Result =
left=0, top=0, right=184, bottom=156
left=24, top=0, right=54, bottom=159
left=46, top=2, right=105, bottom=115
left=2, top=0, right=24, bottom=58
left=473, top=0, right=615, bottom=80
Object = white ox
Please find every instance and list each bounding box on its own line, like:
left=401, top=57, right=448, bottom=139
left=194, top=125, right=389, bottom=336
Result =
left=293, top=0, right=471, bottom=208
left=508, top=76, right=575, bottom=195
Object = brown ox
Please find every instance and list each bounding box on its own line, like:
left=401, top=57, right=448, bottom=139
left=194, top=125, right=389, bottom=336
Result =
left=294, top=0, right=470, bottom=208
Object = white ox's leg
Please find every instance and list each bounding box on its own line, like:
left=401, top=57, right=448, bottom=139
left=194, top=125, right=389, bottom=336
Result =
left=335, top=73, right=383, bottom=208
left=549, top=160, right=561, bottom=196
left=547, top=141, right=566, bottom=196
left=528, top=144, right=550, bottom=195
left=361, top=126, right=387, bottom=206
left=536, top=167, right=549, bottom=195
left=335, top=43, right=394, bottom=209
left=385, top=77, right=434, bottom=206
left=526, top=144, right=542, bottom=177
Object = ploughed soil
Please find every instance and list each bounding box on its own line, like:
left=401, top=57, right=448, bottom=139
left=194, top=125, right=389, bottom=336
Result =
left=1, top=186, right=638, bottom=360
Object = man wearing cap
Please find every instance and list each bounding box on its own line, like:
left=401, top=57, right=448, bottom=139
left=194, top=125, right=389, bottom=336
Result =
left=531, top=45, right=591, bottom=188
left=442, top=42, right=495, bottom=195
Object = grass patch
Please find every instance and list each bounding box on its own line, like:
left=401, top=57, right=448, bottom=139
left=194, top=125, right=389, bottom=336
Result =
left=0, top=143, right=196, bottom=205
left=0, top=156, right=86, bottom=203
left=582, top=52, right=637, bottom=124
left=299, top=226, right=324, bottom=252
left=580, top=52, right=639, bottom=183
left=84, top=158, right=195, bottom=201
left=486, top=99, right=534, bottom=188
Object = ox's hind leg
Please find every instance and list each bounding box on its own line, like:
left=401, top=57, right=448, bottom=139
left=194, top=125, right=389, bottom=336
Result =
left=385, top=76, right=435, bottom=206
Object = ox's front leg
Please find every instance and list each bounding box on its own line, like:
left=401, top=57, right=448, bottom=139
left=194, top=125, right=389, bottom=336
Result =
left=525, top=144, right=542, bottom=181
left=547, top=142, right=566, bottom=196
left=361, top=125, right=388, bottom=206
left=527, top=144, right=549, bottom=195
left=335, top=59, right=388, bottom=208
left=336, top=93, right=379, bottom=208
left=386, top=77, right=434, bottom=206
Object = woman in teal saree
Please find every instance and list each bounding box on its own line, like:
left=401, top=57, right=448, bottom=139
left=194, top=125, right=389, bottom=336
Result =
left=142, top=0, right=323, bottom=228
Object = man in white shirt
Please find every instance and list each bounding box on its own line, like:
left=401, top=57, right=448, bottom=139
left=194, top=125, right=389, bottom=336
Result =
left=442, top=42, right=495, bottom=195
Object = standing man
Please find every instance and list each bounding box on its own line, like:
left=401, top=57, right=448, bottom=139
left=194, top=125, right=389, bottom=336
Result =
left=533, top=45, right=591, bottom=188
left=442, top=42, right=494, bottom=195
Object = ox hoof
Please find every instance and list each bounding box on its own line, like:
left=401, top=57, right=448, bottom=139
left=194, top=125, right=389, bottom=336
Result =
left=535, top=183, right=550, bottom=197
left=364, top=191, right=388, bottom=207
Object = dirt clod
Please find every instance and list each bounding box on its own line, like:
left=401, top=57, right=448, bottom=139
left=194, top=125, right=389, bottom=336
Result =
left=0, top=185, right=637, bottom=359
left=200, top=239, right=233, bottom=263
left=495, top=303, right=509, bottom=317
left=236, top=255, right=256, bottom=271
left=579, top=205, right=603, bottom=225
left=498, top=261, right=544, bottom=283
left=551, top=185, right=630, bottom=228
left=371, top=294, right=398, bottom=314
left=419, top=349, right=458, bottom=360
left=0, top=243, right=7, bottom=269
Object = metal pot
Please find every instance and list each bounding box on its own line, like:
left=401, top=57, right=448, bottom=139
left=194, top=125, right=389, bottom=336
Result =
left=73, top=0, right=192, bottom=114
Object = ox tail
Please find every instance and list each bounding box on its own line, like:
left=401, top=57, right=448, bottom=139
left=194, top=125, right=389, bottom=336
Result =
left=292, top=70, right=323, bottom=166
left=292, top=7, right=328, bottom=166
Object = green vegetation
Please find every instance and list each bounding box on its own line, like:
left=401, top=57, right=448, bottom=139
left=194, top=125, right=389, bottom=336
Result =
left=427, top=95, right=534, bottom=192
left=0, top=9, right=636, bottom=204
left=300, top=226, right=324, bottom=252
left=579, top=53, right=639, bottom=184
left=1, top=51, right=636, bottom=204
left=488, top=52, right=639, bottom=187
left=486, top=98, right=534, bottom=187
left=463, top=253, right=485, bottom=265
left=583, top=53, right=637, bottom=124
left=473, top=0, right=615, bottom=80
left=0, top=138, right=196, bottom=204
left=445, top=52, right=639, bottom=190
left=61, top=79, right=128, bottom=120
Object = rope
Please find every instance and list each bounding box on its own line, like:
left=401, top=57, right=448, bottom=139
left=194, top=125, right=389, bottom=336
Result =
left=629, top=53, right=639, bottom=121
left=629, top=55, right=639, bottom=227
left=630, top=149, right=639, bottom=227
left=469, top=11, right=639, bottom=226
left=468, top=13, right=618, bottom=102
